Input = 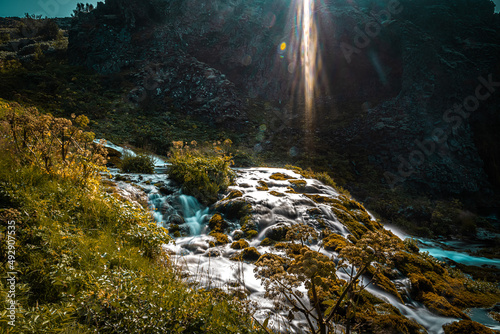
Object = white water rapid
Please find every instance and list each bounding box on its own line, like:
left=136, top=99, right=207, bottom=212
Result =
left=101, top=142, right=500, bottom=334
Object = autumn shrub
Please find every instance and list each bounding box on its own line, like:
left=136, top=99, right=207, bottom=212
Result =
left=120, top=153, right=155, bottom=173
left=168, top=140, right=236, bottom=204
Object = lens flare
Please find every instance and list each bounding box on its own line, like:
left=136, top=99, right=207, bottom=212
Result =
left=280, top=42, right=287, bottom=50
left=291, top=0, right=319, bottom=148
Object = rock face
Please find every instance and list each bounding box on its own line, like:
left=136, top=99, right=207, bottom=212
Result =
left=69, top=0, right=500, bottom=198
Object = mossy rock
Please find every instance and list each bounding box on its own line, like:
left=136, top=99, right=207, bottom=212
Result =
left=373, top=272, right=404, bottom=303
left=245, top=230, right=258, bottom=239
left=260, top=238, right=275, bottom=246
left=421, top=292, right=470, bottom=319
left=289, top=179, right=306, bottom=187
left=241, top=247, right=261, bottom=261
left=223, top=190, right=243, bottom=201
left=288, top=180, right=307, bottom=192
left=443, top=320, right=494, bottom=334
left=169, top=223, right=180, bottom=233
left=208, top=213, right=228, bottom=233
left=216, top=200, right=251, bottom=220
left=408, top=273, right=436, bottom=295
left=337, top=215, right=368, bottom=240
left=371, top=314, right=426, bottom=334
left=256, top=180, right=269, bottom=191
left=322, top=233, right=349, bottom=252
left=270, top=172, right=295, bottom=180
left=274, top=242, right=288, bottom=249
left=264, top=223, right=289, bottom=241
left=231, top=239, right=249, bottom=249
left=208, top=231, right=229, bottom=245
left=269, top=191, right=285, bottom=197
left=232, top=230, right=245, bottom=240
left=307, top=207, right=322, bottom=216
left=393, top=251, right=436, bottom=275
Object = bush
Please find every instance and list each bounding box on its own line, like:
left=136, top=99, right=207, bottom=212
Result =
left=168, top=140, right=236, bottom=204
left=18, top=18, right=62, bottom=41
left=0, top=32, right=10, bottom=44
left=120, top=153, right=155, bottom=173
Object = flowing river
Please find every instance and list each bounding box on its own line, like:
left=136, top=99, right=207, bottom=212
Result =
left=101, top=141, right=500, bottom=333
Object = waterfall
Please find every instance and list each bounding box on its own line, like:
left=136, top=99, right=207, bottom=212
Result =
left=179, top=194, right=210, bottom=235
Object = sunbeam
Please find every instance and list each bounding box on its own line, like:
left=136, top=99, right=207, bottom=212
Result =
left=293, top=0, right=319, bottom=148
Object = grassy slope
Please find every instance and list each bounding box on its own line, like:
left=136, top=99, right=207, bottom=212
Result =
left=0, top=100, right=262, bottom=333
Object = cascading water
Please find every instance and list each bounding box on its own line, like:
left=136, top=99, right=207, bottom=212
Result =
left=178, top=195, right=210, bottom=235
left=102, top=140, right=500, bottom=333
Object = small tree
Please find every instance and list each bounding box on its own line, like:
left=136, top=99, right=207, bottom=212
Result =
left=255, top=229, right=398, bottom=334
left=2, top=104, right=106, bottom=182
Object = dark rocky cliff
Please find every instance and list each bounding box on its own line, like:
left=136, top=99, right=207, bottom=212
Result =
left=68, top=0, right=500, bottom=204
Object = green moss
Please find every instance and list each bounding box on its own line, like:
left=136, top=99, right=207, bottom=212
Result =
left=289, top=179, right=306, bottom=186
left=274, top=242, right=288, bottom=249
left=371, top=314, right=425, bottom=334
left=443, top=320, right=494, bottom=334
left=307, top=207, right=322, bottom=216
left=230, top=239, right=249, bottom=249
left=266, top=224, right=289, bottom=241
left=216, top=200, right=251, bottom=220
left=223, top=190, right=243, bottom=200
left=241, top=247, right=261, bottom=261
left=270, top=172, right=295, bottom=180
left=260, top=238, right=275, bottom=246
left=373, top=272, right=404, bottom=303
left=208, top=213, right=228, bottom=233
left=331, top=206, right=368, bottom=240
left=408, top=273, right=436, bottom=295
left=245, top=230, right=258, bottom=239
left=208, top=231, right=230, bottom=245
left=256, top=180, right=269, bottom=191
left=322, top=233, right=349, bottom=252
left=421, top=292, right=470, bottom=319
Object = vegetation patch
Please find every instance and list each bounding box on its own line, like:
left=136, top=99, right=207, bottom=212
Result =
left=270, top=172, right=296, bottom=180
left=322, top=233, right=349, bottom=252
left=230, top=239, right=249, bottom=249
left=269, top=190, right=285, bottom=197
left=443, top=320, right=494, bottom=334
left=168, top=140, right=236, bottom=205
left=256, top=180, right=269, bottom=191
left=222, top=189, right=243, bottom=200
left=260, top=237, right=275, bottom=246
left=208, top=231, right=230, bottom=245
left=120, top=153, right=155, bottom=173
left=208, top=213, right=228, bottom=233
left=289, top=179, right=307, bottom=186
left=241, top=247, right=262, bottom=262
